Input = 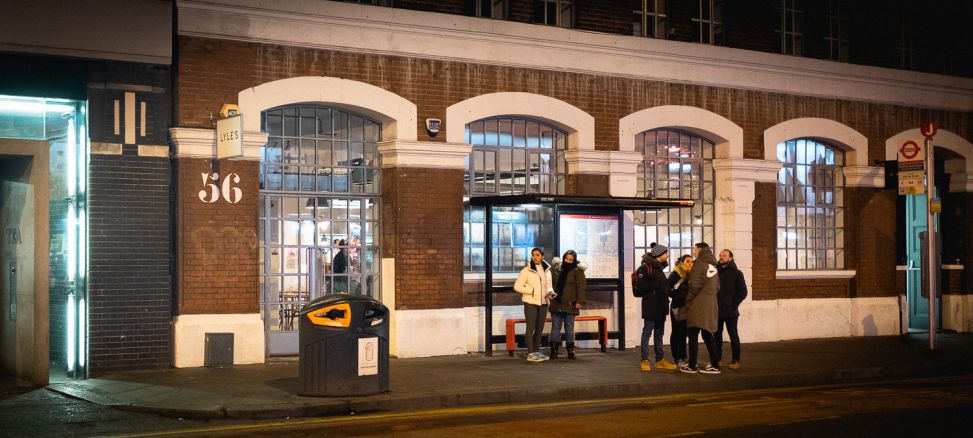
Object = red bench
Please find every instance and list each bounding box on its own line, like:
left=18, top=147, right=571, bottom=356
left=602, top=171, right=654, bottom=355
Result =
left=505, top=315, right=608, bottom=356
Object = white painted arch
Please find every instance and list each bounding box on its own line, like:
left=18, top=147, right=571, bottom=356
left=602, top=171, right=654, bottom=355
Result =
left=237, top=76, right=418, bottom=141
left=445, top=92, right=595, bottom=150
left=884, top=128, right=973, bottom=173
left=619, top=105, right=743, bottom=158
left=764, top=118, right=869, bottom=167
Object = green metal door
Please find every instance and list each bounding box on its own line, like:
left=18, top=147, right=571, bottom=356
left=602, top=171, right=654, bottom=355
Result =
left=905, top=194, right=941, bottom=331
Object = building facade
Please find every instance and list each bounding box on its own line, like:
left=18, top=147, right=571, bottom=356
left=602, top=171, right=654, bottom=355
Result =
left=168, top=0, right=972, bottom=365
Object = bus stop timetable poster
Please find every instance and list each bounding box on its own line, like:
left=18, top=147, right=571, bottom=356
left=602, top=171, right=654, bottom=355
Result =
left=558, top=214, right=618, bottom=278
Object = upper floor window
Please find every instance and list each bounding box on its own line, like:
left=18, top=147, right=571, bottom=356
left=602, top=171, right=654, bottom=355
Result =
left=464, top=117, right=568, bottom=196
left=692, top=0, right=724, bottom=45
left=536, top=0, right=573, bottom=28
left=473, top=0, right=507, bottom=19
left=633, top=0, right=667, bottom=39
left=776, top=139, right=844, bottom=270
left=776, top=0, right=804, bottom=56
left=825, top=0, right=849, bottom=62
left=336, top=0, right=393, bottom=6
left=896, top=3, right=916, bottom=70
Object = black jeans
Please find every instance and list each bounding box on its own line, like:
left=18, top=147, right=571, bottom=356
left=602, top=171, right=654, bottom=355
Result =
left=714, top=316, right=741, bottom=364
left=687, top=327, right=719, bottom=369
left=669, top=310, right=688, bottom=362
left=524, top=304, right=549, bottom=353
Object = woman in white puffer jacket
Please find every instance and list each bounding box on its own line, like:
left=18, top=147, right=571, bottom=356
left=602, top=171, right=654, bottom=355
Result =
left=514, top=247, right=556, bottom=363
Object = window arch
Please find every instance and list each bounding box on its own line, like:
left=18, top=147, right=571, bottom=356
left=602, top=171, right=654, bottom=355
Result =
left=633, top=129, right=716, bottom=260
left=776, top=138, right=845, bottom=270
left=463, top=117, right=567, bottom=272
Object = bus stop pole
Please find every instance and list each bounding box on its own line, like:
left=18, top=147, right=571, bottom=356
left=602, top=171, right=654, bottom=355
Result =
left=485, top=206, right=493, bottom=356
left=925, top=137, right=937, bottom=351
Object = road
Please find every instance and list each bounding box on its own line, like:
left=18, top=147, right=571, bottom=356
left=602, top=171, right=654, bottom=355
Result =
left=107, top=374, right=973, bottom=437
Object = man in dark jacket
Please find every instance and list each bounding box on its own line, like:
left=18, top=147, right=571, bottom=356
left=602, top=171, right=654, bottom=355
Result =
left=634, top=243, right=677, bottom=372
left=716, top=249, right=748, bottom=370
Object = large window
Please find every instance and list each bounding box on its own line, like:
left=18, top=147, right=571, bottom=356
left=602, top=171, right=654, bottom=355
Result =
left=825, top=0, right=849, bottom=62
left=776, top=139, right=844, bottom=270
left=464, top=117, right=567, bottom=273
left=896, top=3, right=915, bottom=70
left=776, top=0, right=804, bottom=56
left=473, top=0, right=506, bottom=19
left=633, top=0, right=667, bottom=39
left=536, top=0, right=573, bottom=28
left=692, top=0, right=724, bottom=45
left=260, top=105, right=382, bottom=337
left=633, top=129, right=715, bottom=263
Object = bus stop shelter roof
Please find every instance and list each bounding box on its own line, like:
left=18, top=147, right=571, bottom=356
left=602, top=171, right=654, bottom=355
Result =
left=467, top=194, right=694, bottom=210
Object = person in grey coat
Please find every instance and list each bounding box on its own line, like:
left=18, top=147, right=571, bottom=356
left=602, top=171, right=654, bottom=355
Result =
left=681, top=242, right=721, bottom=374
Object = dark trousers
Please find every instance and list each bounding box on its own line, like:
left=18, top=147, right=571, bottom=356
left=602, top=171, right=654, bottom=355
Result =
left=640, top=319, right=665, bottom=361
left=714, top=316, right=741, bottom=364
left=524, top=304, right=549, bottom=353
left=687, top=327, right=719, bottom=369
left=669, top=311, right=688, bottom=362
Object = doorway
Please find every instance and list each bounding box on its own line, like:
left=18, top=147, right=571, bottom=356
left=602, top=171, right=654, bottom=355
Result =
left=904, top=194, right=940, bottom=331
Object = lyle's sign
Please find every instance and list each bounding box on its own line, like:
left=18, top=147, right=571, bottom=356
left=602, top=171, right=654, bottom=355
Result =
left=217, top=114, right=243, bottom=159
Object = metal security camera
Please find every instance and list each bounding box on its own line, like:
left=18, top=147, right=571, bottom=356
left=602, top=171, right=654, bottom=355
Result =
left=425, top=118, right=441, bottom=136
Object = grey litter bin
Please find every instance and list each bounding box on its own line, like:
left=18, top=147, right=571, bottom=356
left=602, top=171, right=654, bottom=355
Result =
left=299, top=293, right=390, bottom=396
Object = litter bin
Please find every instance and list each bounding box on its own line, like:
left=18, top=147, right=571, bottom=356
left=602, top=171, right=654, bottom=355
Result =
left=299, top=293, right=390, bottom=396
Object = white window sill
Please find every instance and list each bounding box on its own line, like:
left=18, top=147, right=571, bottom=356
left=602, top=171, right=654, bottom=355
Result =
left=776, top=270, right=856, bottom=280
left=896, top=264, right=964, bottom=271
left=464, top=272, right=520, bottom=281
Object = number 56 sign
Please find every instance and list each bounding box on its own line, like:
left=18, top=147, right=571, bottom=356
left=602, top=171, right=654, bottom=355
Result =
left=198, top=172, right=243, bottom=204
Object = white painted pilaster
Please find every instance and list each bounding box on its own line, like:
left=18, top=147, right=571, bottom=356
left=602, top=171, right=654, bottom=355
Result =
left=377, top=140, right=472, bottom=169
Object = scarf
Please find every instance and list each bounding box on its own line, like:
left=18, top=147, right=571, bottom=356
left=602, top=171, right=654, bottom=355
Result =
left=555, top=261, right=577, bottom=294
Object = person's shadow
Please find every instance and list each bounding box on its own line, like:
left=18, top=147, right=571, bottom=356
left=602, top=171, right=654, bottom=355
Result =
left=861, top=314, right=879, bottom=336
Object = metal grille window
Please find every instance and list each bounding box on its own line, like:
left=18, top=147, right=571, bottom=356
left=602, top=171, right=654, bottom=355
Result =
left=776, top=0, right=804, bottom=56
left=633, top=0, right=667, bottom=39
left=825, top=0, right=849, bottom=62
left=474, top=0, right=507, bottom=19
left=776, top=139, right=844, bottom=270
left=464, top=117, right=566, bottom=272
left=633, top=129, right=715, bottom=262
left=259, top=105, right=382, bottom=337
left=692, top=0, right=724, bottom=45
left=536, top=0, right=573, bottom=28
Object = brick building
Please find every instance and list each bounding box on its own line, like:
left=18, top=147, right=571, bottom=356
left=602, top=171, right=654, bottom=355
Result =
left=5, top=0, right=971, bottom=379
left=165, top=0, right=971, bottom=365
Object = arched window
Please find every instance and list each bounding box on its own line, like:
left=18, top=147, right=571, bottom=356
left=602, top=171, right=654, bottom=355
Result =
left=776, top=138, right=844, bottom=270
left=633, top=129, right=716, bottom=261
left=463, top=117, right=567, bottom=272
left=259, top=105, right=382, bottom=345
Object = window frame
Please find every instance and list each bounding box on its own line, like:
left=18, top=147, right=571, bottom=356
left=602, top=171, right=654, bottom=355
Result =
left=825, top=0, right=850, bottom=62
left=776, top=0, right=804, bottom=56
left=536, top=0, right=573, bottom=28
left=691, top=0, right=724, bottom=45
left=633, top=0, right=668, bottom=39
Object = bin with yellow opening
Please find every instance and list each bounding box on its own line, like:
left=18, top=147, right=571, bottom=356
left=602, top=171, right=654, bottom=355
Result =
left=299, top=293, right=389, bottom=396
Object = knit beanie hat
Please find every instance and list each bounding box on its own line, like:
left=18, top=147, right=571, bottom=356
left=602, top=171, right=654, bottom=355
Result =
left=649, top=243, right=669, bottom=257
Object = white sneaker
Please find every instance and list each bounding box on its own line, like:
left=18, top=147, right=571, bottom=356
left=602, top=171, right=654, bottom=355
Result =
left=526, top=353, right=542, bottom=363
left=699, top=365, right=721, bottom=374
left=537, top=352, right=550, bottom=361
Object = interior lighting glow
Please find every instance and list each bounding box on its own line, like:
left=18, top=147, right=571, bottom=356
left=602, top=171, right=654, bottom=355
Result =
left=79, top=210, right=86, bottom=279
left=79, top=299, right=86, bottom=368
left=0, top=97, right=76, bottom=114
left=67, top=295, right=76, bottom=372
left=67, top=205, right=76, bottom=281
left=67, top=118, right=77, bottom=197
left=79, top=123, right=87, bottom=194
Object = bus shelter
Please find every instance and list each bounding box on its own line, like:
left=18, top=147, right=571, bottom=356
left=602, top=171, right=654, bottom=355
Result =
left=468, top=194, right=695, bottom=356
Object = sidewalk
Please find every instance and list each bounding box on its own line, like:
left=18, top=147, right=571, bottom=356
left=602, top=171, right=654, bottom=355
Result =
left=47, top=334, right=973, bottom=420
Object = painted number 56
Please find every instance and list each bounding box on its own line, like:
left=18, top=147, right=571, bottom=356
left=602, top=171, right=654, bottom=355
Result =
left=198, top=172, right=243, bottom=204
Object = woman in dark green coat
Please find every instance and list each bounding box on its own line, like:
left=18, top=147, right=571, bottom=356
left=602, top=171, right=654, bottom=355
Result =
left=548, top=250, right=587, bottom=359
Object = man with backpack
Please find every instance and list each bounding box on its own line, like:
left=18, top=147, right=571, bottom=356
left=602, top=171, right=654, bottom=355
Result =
left=633, top=243, right=677, bottom=372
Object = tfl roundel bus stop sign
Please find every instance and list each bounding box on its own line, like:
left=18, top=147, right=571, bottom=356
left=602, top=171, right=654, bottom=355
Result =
left=897, top=139, right=925, bottom=195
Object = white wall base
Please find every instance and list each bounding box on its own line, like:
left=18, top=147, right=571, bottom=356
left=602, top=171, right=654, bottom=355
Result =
left=392, top=308, right=468, bottom=358
left=943, top=295, right=973, bottom=333
left=744, top=297, right=900, bottom=342
left=173, top=314, right=265, bottom=368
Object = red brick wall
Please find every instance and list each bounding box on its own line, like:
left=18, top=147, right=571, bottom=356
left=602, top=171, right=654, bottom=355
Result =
left=568, top=174, right=610, bottom=196
left=382, top=167, right=466, bottom=309
left=177, top=158, right=260, bottom=314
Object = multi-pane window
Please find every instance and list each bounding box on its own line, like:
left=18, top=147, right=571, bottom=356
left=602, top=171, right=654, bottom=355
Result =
left=692, top=0, right=724, bottom=45
left=633, top=0, right=667, bottom=39
left=536, top=0, right=573, bottom=28
left=261, top=106, right=380, bottom=195
left=260, top=106, right=382, bottom=335
left=776, top=139, right=844, bottom=270
left=776, top=0, right=803, bottom=56
left=825, top=0, right=849, bottom=62
left=633, top=129, right=715, bottom=263
left=474, top=0, right=507, bottom=19
left=464, top=117, right=567, bottom=272
left=896, top=3, right=915, bottom=70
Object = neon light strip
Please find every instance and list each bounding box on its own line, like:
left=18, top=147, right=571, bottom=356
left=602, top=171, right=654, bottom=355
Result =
left=79, top=299, right=86, bottom=368
left=68, top=118, right=76, bottom=197
left=0, top=99, right=76, bottom=114
left=79, top=210, right=86, bottom=279
left=67, top=205, right=76, bottom=282
left=67, top=295, right=76, bottom=372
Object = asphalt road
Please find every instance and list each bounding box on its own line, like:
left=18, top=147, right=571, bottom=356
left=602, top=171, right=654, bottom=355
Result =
left=108, top=374, right=973, bottom=438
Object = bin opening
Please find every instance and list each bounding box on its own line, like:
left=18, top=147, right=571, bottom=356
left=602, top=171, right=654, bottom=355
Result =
left=364, top=306, right=387, bottom=327
left=307, top=303, right=352, bottom=328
